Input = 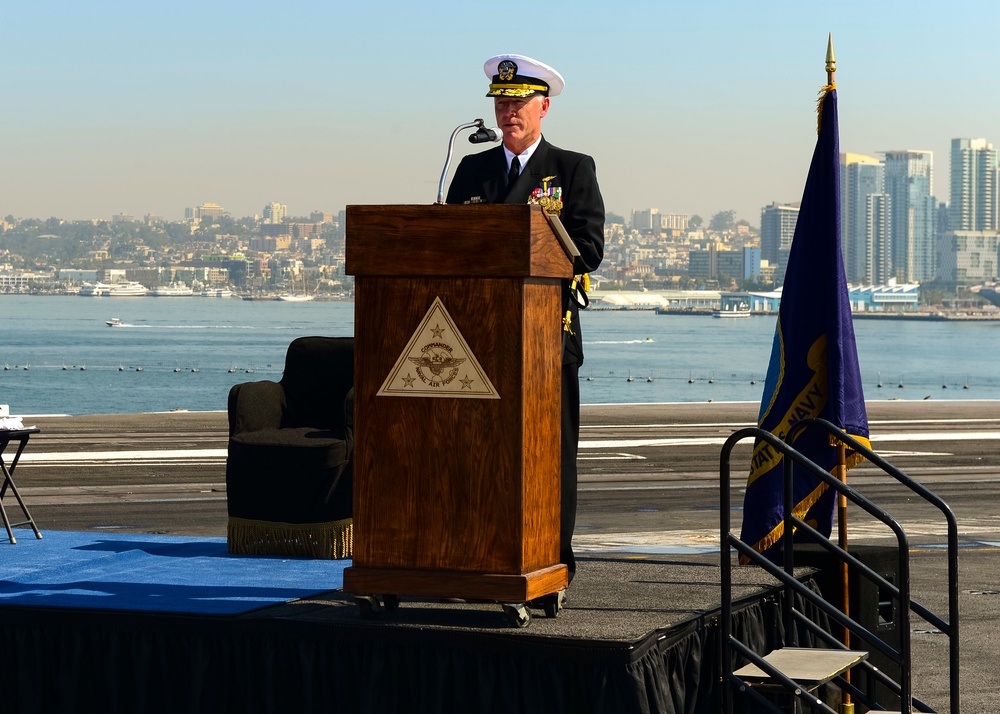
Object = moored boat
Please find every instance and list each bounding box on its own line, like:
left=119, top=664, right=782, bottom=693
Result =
left=78, top=282, right=112, bottom=297
left=106, top=282, right=148, bottom=297
left=152, top=282, right=194, bottom=297
left=712, top=303, right=751, bottom=318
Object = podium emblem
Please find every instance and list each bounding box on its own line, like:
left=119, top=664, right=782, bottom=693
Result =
left=378, top=296, right=499, bottom=400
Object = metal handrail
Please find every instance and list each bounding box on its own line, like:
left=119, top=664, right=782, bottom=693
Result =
left=731, top=534, right=898, bottom=664
left=786, top=418, right=960, bottom=714
left=721, top=419, right=960, bottom=713
left=793, top=610, right=936, bottom=713
left=720, top=426, right=915, bottom=713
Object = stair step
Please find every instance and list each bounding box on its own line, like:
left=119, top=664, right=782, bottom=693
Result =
left=733, top=647, right=868, bottom=691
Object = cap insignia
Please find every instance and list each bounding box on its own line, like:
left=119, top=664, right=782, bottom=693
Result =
left=498, top=60, right=518, bottom=81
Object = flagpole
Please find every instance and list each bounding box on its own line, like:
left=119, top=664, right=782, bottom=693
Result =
left=837, top=441, right=849, bottom=577
left=825, top=32, right=855, bottom=714
left=837, top=441, right=853, bottom=714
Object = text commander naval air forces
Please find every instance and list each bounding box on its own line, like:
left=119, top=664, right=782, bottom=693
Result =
left=446, top=54, right=605, bottom=585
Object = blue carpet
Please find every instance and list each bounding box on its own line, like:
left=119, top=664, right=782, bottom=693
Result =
left=0, top=529, right=348, bottom=615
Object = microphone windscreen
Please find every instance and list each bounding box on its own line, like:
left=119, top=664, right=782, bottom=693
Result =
left=469, top=127, right=503, bottom=144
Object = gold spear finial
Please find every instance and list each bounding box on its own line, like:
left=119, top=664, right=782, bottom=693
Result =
left=826, top=33, right=836, bottom=85
left=817, top=33, right=837, bottom=132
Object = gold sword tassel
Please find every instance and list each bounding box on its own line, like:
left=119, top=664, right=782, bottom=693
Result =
left=563, top=275, right=580, bottom=334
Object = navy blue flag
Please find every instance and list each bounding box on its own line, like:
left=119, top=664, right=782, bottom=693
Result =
left=740, top=87, right=870, bottom=563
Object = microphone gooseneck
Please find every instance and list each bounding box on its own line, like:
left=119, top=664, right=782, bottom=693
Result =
left=435, top=119, right=501, bottom=204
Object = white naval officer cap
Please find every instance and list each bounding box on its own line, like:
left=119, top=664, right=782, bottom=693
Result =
left=484, top=54, right=565, bottom=98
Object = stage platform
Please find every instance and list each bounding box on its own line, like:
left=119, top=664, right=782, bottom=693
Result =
left=0, top=530, right=828, bottom=714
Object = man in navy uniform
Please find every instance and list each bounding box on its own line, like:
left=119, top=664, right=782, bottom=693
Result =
left=447, top=54, right=605, bottom=586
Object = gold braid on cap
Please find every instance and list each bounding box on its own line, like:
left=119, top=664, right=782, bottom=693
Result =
left=488, top=82, right=549, bottom=97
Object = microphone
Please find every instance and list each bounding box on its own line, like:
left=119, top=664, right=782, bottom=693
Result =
left=468, top=127, right=502, bottom=144
left=436, top=119, right=498, bottom=204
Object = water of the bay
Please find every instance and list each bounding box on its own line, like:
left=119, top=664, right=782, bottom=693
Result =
left=2, top=295, right=998, bottom=416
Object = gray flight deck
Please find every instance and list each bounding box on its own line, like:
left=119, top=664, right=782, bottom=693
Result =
left=6, top=399, right=998, bottom=712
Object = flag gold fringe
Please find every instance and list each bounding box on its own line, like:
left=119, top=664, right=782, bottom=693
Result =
left=739, top=478, right=830, bottom=565
left=227, top=516, right=353, bottom=559
left=817, top=84, right=836, bottom=134
left=844, top=449, right=867, bottom=470
left=741, top=432, right=868, bottom=564
left=828, top=433, right=871, bottom=469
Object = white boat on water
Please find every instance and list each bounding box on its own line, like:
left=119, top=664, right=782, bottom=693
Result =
left=277, top=272, right=315, bottom=302
left=78, top=282, right=113, bottom=297
left=201, top=288, right=234, bottom=298
left=712, top=303, right=751, bottom=318
left=106, top=282, right=149, bottom=297
left=152, top=282, right=194, bottom=297
left=106, top=317, right=124, bottom=327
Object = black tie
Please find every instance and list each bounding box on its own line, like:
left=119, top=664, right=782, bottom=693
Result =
left=507, top=156, right=521, bottom=190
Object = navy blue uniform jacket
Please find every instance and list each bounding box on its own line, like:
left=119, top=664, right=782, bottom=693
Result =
left=445, top=137, right=605, bottom=366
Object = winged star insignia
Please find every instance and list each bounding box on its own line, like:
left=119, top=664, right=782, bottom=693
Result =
left=409, top=342, right=466, bottom=387
left=377, top=295, right=499, bottom=400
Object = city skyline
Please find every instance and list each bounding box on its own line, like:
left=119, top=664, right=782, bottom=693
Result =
left=3, top=1, right=999, bottom=224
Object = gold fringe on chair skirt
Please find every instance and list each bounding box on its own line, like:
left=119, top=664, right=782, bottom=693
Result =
left=227, top=516, right=353, bottom=559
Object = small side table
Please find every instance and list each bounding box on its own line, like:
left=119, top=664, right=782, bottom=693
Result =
left=0, top=427, right=43, bottom=544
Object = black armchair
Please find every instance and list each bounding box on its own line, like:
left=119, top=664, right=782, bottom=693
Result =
left=226, top=336, right=354, bottom=559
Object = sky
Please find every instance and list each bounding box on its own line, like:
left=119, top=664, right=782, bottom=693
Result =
left=3, top=0, right=999, bottom=225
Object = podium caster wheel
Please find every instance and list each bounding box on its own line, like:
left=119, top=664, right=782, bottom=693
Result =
left=543, top=590, right=566, bottom=619
left=382, top=594, right=400, bottom=612
left=501, top=603, right=531, bottom=628
left=527, top=589, right=566, bottom=618
left=355, top=595, right=382, bottom=619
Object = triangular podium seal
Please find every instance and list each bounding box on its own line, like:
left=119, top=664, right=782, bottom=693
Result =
left=378, top=296, right=500, bottom=400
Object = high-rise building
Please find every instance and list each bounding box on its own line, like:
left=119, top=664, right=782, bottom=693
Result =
left=743, top=246, right=762, bottom=281
left=760, top=202, right=799, bottom=283
left=688, top=243, right=743, bottom=281
left=883, top=150, right=936, bottom=283
left=188, top=203, right=225, bottom=221
left=866, top=193, right=892, bottom=285
left=263, top=202, right=287, bottom=225
left=937, top=231, right=1000, bottom=285
left=631, top=208, right=659, bottom=232
left=950, top=138, right=997, bottom=232
left=841, top=153, right=884, bottom=284
left=660, top=213, right=689, bottom=231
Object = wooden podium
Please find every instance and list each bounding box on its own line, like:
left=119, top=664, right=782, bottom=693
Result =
left=343, top=204, right=573, bottom=616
